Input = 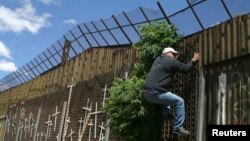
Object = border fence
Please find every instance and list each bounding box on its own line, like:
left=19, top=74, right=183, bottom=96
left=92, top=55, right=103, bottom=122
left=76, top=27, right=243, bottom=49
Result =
left=1, top=0, right=250, bottom=92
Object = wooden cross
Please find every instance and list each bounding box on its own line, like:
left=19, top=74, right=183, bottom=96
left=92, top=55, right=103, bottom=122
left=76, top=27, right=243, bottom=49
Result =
left=45, top=115, right=53, bottom=139
left=20, top=107, right=26, bottom=120
left=90, top=102, right=102, bottom=138
left=67, top=129, right=74, bottom=141
left=30, top=122, right=34, bottom=137
left=78, top=104, right=92, bottom=141
left=7, top=114, right=10, bottom=133
left=82, top=98, right=90, bottom=123
left=14, top=107, right=18, bottom=119
left=67, top=78, right=75, bottom=90
left=52, top=105, right=60, bottom=132
left=40, top=132, right=44, bottom=141
left=19, top=121, right=24, bottom=140
left=7, top=120, right=10, bottom=133
left=43, top=132, right=48, bottom=141
left=28, top=112, right=33, bottom=133
left=36, top=132, right=40, bottom=141
left=11, top=123, right=15, bottom=136
left=88, top=119, right=93, bottom=141
left=123, top=72, right=129, bottom=80
left=78, top=117, right=84, bottom=138
left=62, top=78, right=75, bottom=141
left=63, top=116, right=70, bottom=139
left=24, top=118, right=28, bottom=138
left=98, top=122, right=105, bottom=141
left=102, top=85, right=108, bottom=107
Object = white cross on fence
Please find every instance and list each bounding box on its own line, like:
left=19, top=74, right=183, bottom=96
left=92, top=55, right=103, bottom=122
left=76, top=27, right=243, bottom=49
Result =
left=88, top=119, right=93, bottom=141
left=90, top=102, right=102, bottom=138
left=52, top=105, right=60, bottom=132
left=68, top=129, right=74, bottom=141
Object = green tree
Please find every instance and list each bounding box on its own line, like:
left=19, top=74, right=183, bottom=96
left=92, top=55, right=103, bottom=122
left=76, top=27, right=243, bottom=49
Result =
left=103, top=22, right=183, bottom=141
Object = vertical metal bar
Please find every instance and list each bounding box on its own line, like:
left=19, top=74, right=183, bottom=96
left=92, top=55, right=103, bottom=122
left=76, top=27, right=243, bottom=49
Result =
left=2, top=78, right=10, bottom=90
left=196, top=68, right=206, bottom=141
left=43, top=52, right=54, bottom=68
left=83, top=23, right=101, bottom=46
left=220, top=0, right=233, bottom=19
left=3, top=79, right=8, bottom=89
left=4, top=75, right=12, bottom=88
left=52, top=45, right=62, bottom=58
left=20, top=66, right=30, bottom=80
left=11, top=74, right=20, bottom=85
left=57, top=41, right=72, bottom=60
left=69, top=30, right=85, bottom=51
left=0, top=83, right=3, bottom=91
left=91, top=21, right=109, bottom=46
left=18, top=68, right=26, bottom=82
left=77, top=25, right=93, bottom=48
left=63, top=36, right=77, bottom=56
left=6, top=75, right=15, bottom=87
left=23, top=65, right=33, bottom=79
left=157, top=1, right=172, bottom=25
left=139, top=7, right=150, bottom=22
left=112, top=15, right=132, bottom=44
left=100, top=19, right=119, bottom=45
left=38, top=55, right=49, bottom=70
left=13, top=72, right=23, bottom=84
left=122, top=12, right=140, bottom=35
left=34, top=58, right=45, bottom=72
left=47, top=48, right=60, bottom=65
left=26, top=63, right=37, bottom=78
left=12, top=77, right=19, bottom=86
left=24, top=66, right=33, bottom=80
left=18, top=75, right=26, bottom=83
left=30, top=61, right=41, bottom=74
left=185, top=0, right=204, bottom=30
left=1, top=80, right=8, bottom=90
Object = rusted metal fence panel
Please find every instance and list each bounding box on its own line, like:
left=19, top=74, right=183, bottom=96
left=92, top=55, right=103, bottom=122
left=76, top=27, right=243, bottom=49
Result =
left=204, top=54, right=250, bottom=140
left=0, top=11, right=249, bottom=141
left=162, top=13, right=250, bottom=141
left=1, top=47, right=137, bottom=141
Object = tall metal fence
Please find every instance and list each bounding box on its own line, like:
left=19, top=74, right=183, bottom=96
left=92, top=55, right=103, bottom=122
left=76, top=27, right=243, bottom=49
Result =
left=1, top=0, right=250, bottom=92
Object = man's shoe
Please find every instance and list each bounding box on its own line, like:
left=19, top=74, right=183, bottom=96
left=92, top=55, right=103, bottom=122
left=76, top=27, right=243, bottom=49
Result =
left=173, top=127, right=190, bottom=135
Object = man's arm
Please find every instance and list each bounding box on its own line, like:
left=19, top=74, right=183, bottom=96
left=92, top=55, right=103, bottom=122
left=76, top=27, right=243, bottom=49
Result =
left=172, top=52, right=200, bottom=72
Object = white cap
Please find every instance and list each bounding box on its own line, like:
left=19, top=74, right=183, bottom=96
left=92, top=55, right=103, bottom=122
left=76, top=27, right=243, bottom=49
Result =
left=162, top=47, right=179, bottom=54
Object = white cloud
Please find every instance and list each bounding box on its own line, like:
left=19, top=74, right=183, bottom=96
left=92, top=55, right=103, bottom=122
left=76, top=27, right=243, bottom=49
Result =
left=38, top=0, right=61, bottom=5
left=0, top=0, right=52, bottom=34
left=0, top=59, right=17, bottom=72
left=0, top=41, right=17, bottom=72
left=64, top=19, right=77, bottom=25
left=0, top=41, right=12, bottom=60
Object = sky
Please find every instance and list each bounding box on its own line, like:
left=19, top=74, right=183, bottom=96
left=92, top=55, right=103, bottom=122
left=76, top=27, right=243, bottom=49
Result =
left=0, top=0, right=161, bottom=79
left=0, top=0, right=249, bottom=81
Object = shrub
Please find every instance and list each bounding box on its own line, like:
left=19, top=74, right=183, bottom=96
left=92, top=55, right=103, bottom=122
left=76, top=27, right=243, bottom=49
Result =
left=103, top=21, right=183, bottom=141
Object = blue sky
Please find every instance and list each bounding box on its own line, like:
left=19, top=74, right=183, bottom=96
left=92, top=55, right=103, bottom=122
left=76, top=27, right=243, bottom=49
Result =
left=0, top=0, right=161, bottom=79
left=0, top=0, right=249, bottom=81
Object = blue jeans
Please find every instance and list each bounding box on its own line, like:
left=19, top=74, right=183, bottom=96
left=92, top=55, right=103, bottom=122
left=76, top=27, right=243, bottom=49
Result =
left=143, top=89, right=185, bottom=130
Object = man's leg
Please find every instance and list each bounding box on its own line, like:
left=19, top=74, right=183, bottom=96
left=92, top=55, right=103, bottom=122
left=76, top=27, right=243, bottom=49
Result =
left=157, top=92, right=190, bottom=135
left=144, top=90, right=190, bottom=135
left=160, top=105, right=174, bottom=120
